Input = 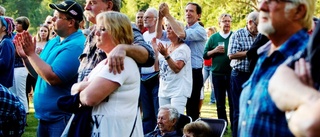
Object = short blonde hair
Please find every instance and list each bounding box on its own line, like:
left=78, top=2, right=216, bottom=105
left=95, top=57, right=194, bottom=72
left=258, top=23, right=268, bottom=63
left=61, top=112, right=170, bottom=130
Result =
left=96, top=11, right=133, bottom=45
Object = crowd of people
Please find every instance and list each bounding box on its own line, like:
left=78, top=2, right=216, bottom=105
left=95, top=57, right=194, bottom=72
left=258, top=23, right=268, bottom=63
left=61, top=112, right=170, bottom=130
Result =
left=0, top=0, right=320, bottom=136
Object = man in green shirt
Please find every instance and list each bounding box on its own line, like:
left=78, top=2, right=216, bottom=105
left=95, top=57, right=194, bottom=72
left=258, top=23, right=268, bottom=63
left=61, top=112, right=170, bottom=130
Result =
left=203, top=13, right=233, bottom=131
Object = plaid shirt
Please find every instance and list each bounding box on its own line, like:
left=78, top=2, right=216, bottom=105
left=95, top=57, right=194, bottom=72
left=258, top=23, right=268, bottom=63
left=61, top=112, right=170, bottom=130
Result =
left=77, top=24, right=155, bottom=82
left=228, top=27, right=256, bottom=72
left=238, top=29, right=309, bottom=137
left=0, top=84, right=26, bottom=136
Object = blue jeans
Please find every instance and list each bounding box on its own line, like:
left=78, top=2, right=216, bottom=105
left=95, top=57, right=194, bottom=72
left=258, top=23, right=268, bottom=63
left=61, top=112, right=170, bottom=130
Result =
left=211, top=74, right=233, bottom=129
left=230, top=69, right=251, bottom=137
left=202, top=66, right=215, bottom=103
left=37, top=115, right=70, bottom=137
left=140, top=73, right=159, bottom=134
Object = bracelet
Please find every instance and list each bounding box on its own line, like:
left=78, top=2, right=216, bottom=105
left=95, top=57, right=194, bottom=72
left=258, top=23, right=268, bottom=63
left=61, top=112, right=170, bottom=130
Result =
left=165, top=55, right=170, bottom=60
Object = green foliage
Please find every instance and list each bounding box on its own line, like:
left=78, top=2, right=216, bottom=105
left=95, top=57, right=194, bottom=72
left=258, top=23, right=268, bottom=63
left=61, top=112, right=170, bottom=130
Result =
left=1, top=0, right=319, bottom=35
left=121, top=0, right=320, bottom=31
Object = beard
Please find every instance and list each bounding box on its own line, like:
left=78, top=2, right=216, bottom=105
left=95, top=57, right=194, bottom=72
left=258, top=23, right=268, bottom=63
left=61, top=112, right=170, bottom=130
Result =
left=258, top=12, right=275, bottom=36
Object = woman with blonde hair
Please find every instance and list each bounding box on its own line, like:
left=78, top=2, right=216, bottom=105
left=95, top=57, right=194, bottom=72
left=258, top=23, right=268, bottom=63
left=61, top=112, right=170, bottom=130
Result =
left=65, top=11, right=143, bottom=137
left=35, top=24, right=50, bottom=53
left=155, top=19, right=192, bottom=114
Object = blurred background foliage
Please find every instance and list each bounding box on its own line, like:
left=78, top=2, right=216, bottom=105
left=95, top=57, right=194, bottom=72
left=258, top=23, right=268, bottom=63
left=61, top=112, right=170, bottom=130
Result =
left=1, top=0, right=319, bottom=35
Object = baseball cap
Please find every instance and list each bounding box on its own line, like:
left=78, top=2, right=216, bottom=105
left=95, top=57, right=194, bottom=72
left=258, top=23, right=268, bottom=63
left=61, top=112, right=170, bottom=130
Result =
left=49, top=1, right=84, bottom=22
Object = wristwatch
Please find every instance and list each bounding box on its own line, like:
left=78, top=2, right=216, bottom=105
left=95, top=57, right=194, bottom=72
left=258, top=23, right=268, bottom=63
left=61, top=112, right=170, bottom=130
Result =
left=165, top=55, right=170, bottom=60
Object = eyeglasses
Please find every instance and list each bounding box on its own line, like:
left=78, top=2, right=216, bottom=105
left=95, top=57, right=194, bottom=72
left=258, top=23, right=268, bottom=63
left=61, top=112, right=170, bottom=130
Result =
left=143, top=16, right=156, bottom=20
left=253, top=21, right=258, bottom=26
left=221, top=20, right=232, bottom=23
left=257, top=0, right=294, bottom=5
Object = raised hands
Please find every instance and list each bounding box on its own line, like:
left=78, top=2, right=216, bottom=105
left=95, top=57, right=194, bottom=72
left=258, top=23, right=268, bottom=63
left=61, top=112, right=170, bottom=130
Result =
left=159, top=3, right=170, bottom=18
left=13, top=31, right=36, bottom=58
left=14, top=35, right=27, bottom=59
left=157, top=42, right=169, bottom=57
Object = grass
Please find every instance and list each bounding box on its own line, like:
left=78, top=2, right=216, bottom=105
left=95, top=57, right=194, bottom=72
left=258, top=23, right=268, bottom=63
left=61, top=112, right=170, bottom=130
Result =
left=22, top=103, right=37, bottom=137
left=201, top=89, right=232, bottom=137
left=22, top=83, right=232, bottom=137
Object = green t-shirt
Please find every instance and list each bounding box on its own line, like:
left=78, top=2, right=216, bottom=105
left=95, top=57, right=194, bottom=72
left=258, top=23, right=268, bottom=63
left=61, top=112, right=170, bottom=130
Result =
left=203, top=32, right=232, bottom=75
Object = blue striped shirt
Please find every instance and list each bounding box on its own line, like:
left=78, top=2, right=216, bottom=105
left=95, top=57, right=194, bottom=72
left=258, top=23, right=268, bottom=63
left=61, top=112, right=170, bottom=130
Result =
left=238, top=29, right=309, bottom=137
left=228, top=27, right=256, bottom=72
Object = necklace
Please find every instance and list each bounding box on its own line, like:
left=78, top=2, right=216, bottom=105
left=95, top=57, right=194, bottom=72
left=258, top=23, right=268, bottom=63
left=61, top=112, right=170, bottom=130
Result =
left=168, top=44, right=180, bottom=53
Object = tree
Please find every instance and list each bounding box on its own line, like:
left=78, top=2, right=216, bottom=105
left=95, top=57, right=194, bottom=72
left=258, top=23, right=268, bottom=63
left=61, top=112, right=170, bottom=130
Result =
left=1, top=0, right=319, bottom=35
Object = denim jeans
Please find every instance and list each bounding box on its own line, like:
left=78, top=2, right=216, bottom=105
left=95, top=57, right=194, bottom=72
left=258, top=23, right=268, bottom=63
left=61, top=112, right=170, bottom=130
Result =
left=211, top=74, right=233, bottom=129
left=37, top=115, right=70, bottom=137
left=230, top=69, right=251, bottom=137
left=202, top=66, right=215, bottom=103
left=140, top=73, right=159, bottom=134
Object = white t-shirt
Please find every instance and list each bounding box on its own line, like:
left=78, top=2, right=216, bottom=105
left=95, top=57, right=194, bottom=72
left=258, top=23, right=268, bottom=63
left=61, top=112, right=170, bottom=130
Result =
left=142, top=31, right=171, bottom=74
left=158, top=43, right=192, bottom=98
left=142, top=31, right=156, bottom=74
left=89, top=57, right=143, bottom=137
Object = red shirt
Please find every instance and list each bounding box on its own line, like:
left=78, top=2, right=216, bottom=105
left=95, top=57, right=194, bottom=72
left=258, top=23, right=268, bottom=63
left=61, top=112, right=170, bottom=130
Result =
left=203, top=58, right=212, bottom=66
left=140, top=27, right=148, bottom=34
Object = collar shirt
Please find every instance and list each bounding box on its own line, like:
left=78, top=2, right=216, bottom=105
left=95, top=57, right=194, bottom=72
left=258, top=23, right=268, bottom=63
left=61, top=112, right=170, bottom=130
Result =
left=238, top=29, right=309, bottom=136
left=228, top=27, right=256, bottom=72
left=77, top=24, right=155, bottom=82
left=34, top=30, right=85, bottom=121
left=184, top=22, right=207, bottom=69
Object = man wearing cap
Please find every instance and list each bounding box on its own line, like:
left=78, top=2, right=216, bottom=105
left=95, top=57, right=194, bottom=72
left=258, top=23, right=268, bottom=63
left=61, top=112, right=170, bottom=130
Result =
left=78, top=0, right=155, bottom=82
left=14, top=1, right=85, bottom=136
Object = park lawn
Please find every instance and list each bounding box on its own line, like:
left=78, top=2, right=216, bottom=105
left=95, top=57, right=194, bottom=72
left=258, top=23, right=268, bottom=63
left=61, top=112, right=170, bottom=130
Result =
left=22, top=106, right=37, bottom=137
left=22, top=89, right=232, bottom=137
